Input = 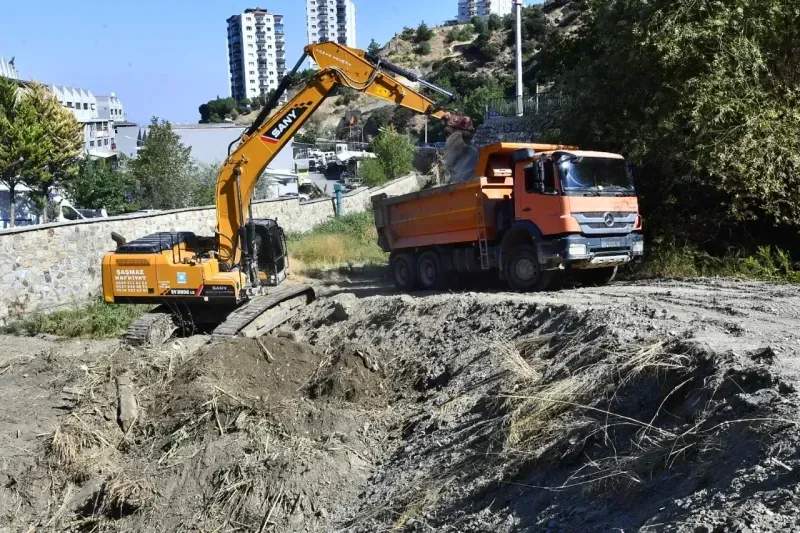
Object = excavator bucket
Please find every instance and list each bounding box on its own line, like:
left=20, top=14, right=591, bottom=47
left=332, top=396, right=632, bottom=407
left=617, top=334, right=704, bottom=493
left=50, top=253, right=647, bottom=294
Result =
left=443, top=130, right=480, bottom=184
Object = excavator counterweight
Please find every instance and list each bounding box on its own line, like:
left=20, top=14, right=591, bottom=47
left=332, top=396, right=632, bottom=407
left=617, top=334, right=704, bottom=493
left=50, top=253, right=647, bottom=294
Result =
left=102, top=42, right=475, bottom=345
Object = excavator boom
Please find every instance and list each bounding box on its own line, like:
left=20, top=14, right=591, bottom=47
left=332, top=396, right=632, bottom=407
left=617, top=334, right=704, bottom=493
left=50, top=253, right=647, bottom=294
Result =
left=217, top=41, right=473, bottom=267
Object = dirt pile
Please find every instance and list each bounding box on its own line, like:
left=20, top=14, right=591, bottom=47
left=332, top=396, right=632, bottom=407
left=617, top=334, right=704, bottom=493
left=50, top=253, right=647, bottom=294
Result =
left=2, top=279, right=799, bottom=532
left=0, top=335, right=390, bottom=532
left=283, top=288, right=800, bottom=532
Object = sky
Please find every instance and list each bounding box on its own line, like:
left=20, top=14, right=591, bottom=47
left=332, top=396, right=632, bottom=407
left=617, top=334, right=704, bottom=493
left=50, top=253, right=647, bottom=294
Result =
left=1, top=0, right=538, bottom=124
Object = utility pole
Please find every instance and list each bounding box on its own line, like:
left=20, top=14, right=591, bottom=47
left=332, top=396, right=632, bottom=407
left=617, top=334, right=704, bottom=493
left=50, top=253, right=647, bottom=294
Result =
left=514, top=0, right=524, bottom=117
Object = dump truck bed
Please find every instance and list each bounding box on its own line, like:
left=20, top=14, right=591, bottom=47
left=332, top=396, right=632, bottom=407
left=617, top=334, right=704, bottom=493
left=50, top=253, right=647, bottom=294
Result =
left=373, top=176, right=513, bottom=252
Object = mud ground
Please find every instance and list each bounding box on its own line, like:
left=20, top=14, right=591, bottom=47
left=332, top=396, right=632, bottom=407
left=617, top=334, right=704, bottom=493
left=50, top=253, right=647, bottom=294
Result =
left=0, top=276, right=799, bottom=532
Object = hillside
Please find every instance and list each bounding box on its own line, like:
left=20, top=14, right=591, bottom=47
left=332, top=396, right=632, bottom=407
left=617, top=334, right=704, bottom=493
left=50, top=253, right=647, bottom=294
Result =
left=233, top=3, right=578, bottom=141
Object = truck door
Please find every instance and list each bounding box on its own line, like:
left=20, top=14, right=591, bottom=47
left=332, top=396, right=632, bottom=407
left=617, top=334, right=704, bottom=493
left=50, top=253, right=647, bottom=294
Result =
left=513, top=158, right=565, bottom=237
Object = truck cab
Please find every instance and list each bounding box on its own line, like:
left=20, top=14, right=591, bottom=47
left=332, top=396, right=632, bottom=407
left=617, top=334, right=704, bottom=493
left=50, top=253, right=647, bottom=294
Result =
left=503, top=146, right=644, bottom=280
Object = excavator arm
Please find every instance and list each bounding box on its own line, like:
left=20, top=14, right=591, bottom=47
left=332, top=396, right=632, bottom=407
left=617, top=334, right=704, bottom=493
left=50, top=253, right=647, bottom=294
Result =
left=216, top=41, right=473, bottom=269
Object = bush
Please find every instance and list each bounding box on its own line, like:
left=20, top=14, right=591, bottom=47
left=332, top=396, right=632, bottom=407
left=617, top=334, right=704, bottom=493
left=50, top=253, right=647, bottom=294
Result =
left=360, top=158, right=387, bottom=187
left=471, top=16, right=488, bottom=36
left=635, top=244, right=800, bottom=282
left=487, top=13, right=503, bottom=31
left=2, top=299, right=150, bottom=339
left=415, top=21, right=434, bottom=43
left=372, top=126, right=415, bottom=180
left=446, top=25, right=474, bottom=43
left=400, top=27, right=416, bottom=41
left=414, top=41, right=432, bottom=56
left=470, top=33, right=502, bottom=61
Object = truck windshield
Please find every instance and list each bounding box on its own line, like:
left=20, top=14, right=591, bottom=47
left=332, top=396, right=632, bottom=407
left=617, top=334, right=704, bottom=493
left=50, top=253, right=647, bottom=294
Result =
left=557, top=156, right=634, bottom=195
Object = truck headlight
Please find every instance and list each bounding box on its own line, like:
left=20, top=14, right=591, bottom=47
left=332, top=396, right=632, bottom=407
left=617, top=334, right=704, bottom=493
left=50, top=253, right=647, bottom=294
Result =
left=633, top=241, right=644, bottom=254
left=568, top=243, right=588, bottom=257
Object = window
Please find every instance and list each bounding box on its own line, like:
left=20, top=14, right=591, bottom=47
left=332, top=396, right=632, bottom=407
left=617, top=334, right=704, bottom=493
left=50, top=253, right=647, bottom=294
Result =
left=544, top=160, right=556, bottom=191
left=90, top=141, right=95, bottom=147
left=249, top=70, right=255, bottom=75
left=248, top=61, right=254, bottom=66
left=66, top=102, right=73, bottom=108
left=84, top=103, right=89, bottom=110
left=246, top=26, right=252, bottom=30
left=248, top=43, right=254, bottom=48
left=104, top=139, right=109, bottom=146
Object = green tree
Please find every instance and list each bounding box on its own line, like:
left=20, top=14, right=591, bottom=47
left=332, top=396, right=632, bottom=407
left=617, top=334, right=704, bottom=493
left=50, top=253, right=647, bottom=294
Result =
left=129, top=118, right=197, bottom=210
left=541, top=0, right=800, bottom=244
left=25, top=83, right=83, bottom=222
left=67, top=159, right=135, bottom=215
left=367, top=39, right=382, bottom=56
left=471, top=16, right=488, bottom=36
left=372, top=126, right=415, bottom=180
left=190, top=162, right=219, bottom=206
left=364, top=106, right=394, bottom=139
left=415, top=21, right=434, bottom=43
left=414, top=41, right=433, bottom=55
left=199, top=96, right=237, bottom=123
left=463, top=83, right=504, bottom=127
left=360, top=158, right=387, bottom=187
left=487, top=13, right=502, bottom=31
left=0, top=79, right=49, bottom=227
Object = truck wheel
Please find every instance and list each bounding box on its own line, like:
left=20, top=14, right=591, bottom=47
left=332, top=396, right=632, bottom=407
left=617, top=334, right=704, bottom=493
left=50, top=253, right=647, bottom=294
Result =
left=505, top=245, right=553, bottom=292
left=417, top=251, right=444, bottom=290
left=579, top=266, right=618, bottom=287
left=390, top=252, right=418, bottom=291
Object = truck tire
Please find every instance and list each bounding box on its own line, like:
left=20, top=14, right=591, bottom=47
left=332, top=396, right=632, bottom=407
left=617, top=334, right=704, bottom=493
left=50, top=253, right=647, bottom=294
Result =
left=390, top=252, right=418, bottom=292
left=579, top=266, right=618, bottom=287
left=417, top=250, right=444, bottom=290
left=505, top=245, right=553, bottom=292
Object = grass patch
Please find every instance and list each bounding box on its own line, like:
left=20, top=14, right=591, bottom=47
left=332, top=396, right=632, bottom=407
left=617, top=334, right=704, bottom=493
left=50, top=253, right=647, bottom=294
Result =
left=287, top=211, right=387, bottom=271
left=2, top=299, right=150, bottom=339
left=632, top=243, right=800, bottom=282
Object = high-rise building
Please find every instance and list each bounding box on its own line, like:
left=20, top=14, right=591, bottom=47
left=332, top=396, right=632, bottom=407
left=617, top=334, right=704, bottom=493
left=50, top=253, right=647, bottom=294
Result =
left=458, top=0, right=513, bottom=22
left=306, top=0, right=357, bottom=51
left=227, top=8, right=287, bottom=102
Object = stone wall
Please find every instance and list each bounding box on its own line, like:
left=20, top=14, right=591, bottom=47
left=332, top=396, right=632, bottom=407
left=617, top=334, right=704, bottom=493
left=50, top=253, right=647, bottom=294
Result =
left=0, top=173, right=424, bottom=323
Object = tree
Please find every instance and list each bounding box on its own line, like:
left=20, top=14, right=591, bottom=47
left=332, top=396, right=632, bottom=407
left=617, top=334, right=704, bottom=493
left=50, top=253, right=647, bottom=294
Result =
left=390, top=107, right=417, bottom=134
left=360, top=158, right=387, bottom=187
left=372, top=126, right=414, bottom=180
left=414, top=41, right=433, bottom=56
left=129, top=118, right=196, bottom=209
left=415, top=21, right=434, bottom=43
left=471, top=16, right=488, bottom=36
left=190, top=162, right=219, bottom=206
left=364, top=106, right=393, bottom=139
left=541, top=0, right=800, bottom=246
left=67, top=159, right=135, bottom=215
left=199, top=96, right=237, bottom=123
left=462, top=83, right=504, bottom=128
left=367, top=39, right=382, bottom=56
left=25, top=83, right=83, bottom=222
left=487, top=13, right=503, bottom=31
left=0, top=79, right=49, bottom=227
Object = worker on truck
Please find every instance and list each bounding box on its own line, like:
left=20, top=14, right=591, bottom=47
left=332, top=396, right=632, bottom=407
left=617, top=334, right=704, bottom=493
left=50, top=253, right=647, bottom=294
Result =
left=373, top=143, right=645, bottom=292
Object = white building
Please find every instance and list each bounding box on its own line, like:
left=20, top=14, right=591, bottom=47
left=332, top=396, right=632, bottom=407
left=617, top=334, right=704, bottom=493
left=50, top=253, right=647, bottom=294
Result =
left=458, top=0, right=513, bottom=21
left=227, top=8, right=287, bottom=103
left=306, top=0, right=357, bottom=54
left=49, top=85, right=122, bottom=156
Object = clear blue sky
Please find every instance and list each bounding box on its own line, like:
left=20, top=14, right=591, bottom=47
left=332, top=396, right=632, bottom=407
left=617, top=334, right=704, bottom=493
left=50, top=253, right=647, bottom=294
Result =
left=1, top=0, right=538, bottom=124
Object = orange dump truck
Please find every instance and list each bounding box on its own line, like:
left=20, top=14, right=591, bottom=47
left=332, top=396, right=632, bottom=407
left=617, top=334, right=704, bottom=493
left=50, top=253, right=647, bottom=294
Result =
left=372, top=142, right=644, bottom=291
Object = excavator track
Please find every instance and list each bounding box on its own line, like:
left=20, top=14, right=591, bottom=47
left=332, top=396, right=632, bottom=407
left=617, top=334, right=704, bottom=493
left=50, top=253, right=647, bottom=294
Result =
left=212, top=284, right=315, bottom=339
left=123, top=307, right=178, bottom=347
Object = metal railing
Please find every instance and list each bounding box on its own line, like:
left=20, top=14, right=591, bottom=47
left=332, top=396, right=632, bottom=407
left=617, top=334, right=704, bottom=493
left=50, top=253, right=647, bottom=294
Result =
left=486, top=92, right=575, bottom=119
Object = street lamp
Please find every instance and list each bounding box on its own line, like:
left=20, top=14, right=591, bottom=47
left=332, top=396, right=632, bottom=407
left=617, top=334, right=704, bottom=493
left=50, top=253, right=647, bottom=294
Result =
left=514, top=0, right=524, bottom=117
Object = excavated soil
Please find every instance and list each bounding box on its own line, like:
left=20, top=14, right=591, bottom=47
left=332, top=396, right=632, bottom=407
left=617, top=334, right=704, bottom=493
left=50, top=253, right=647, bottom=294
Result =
left=1, top=277, right=799, bottom=532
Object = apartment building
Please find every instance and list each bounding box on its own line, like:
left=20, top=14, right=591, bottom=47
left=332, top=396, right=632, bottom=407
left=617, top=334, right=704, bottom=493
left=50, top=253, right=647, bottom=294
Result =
left=49, top=86, right=123, bottom=154
left=306, top=0, right=357, bottom=50
left=227, top=8, right=287, bottom=103
left=457, top=0, right=513, bottom=21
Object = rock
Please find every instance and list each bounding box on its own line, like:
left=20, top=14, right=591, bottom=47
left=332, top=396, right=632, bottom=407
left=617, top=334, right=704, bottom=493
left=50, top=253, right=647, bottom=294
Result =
left=116, top=373, right=139, bottom=433
left=330, top=302, right=351, bottom=322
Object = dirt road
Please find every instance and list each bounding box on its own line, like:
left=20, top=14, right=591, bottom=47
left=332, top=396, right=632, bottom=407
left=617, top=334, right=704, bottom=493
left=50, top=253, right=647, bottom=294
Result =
left=1, top=277, right=799, bottom=531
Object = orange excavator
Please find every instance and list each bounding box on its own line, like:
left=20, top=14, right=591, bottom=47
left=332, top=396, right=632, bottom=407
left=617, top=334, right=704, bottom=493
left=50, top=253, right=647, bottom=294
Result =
left=101, top=42, right=474, bottom=345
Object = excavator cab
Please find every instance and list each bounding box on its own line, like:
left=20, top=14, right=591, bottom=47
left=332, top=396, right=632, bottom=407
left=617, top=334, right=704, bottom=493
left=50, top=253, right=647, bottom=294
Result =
left=247, top=219, right=289, bottom=287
